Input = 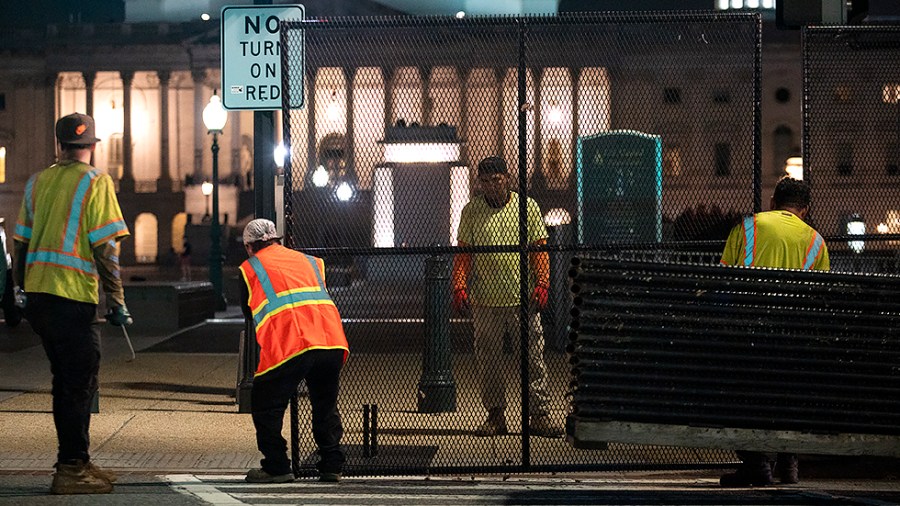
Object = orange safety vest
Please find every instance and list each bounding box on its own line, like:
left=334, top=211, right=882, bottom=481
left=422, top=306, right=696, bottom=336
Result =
left=239, top=244, right=349, bottom=377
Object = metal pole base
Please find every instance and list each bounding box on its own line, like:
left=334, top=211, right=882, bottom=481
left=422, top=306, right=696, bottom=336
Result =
left=416, top=380, right=457, bottom=413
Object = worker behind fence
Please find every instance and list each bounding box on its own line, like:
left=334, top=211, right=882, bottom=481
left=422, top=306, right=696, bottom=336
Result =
left=239, top=219, right=349, bottom=484
left=718, top=175, right=830, bottom=487
left=451, top=156, right=562, bottom=438
left=13, top=112, right=131, bottom=495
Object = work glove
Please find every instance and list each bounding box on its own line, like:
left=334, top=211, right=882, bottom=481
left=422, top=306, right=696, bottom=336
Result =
left=451, top=288, right=470, bottom=315
left=530, top=284, right=549, bottom=313
left=13, top=287, right=26, bottom=310
left=106, top=305, right=133, bottom=326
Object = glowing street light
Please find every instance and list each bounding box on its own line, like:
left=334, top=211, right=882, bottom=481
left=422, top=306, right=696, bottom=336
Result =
left=847, top=214, right=865, bottom=254
left=201, top=181, right=213, bottom=221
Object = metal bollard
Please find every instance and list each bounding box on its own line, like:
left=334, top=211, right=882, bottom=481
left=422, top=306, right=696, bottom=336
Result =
left=371, top=404, right=378, bottom=457
left=416, top=255, right=457, bottom=413
left=236, top=319, right=259, bottom=413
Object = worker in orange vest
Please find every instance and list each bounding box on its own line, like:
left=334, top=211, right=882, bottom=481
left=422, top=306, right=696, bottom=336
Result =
left=239, top=219, right=349, bottom=484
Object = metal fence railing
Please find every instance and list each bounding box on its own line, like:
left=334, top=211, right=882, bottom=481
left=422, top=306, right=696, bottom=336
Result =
left=277, top=12, right=761, bottom=475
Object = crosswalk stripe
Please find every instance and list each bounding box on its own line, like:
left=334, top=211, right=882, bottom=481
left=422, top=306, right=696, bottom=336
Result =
left=164, top=474, right=248, bottom=505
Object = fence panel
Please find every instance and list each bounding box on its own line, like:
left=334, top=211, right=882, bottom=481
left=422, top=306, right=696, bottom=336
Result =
left=280, top=12, right=760, bottom=475
left=804, top=26, right=900, bottom=265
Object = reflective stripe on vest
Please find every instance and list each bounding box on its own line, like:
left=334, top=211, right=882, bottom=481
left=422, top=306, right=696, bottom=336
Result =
left=27, top=170, right=101, bottom=277
left=742, top=215, right=756, bottom=267
left=802, top=232, right=825, bottom=270
left=247, top=253, right=334, bottom=331
left=15, top=176, right=36, bottom=240
left=742, top=215, right=823, bottom=271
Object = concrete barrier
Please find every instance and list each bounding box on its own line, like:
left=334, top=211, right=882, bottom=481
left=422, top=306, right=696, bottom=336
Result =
left=123, top=281, right=216, bottom=335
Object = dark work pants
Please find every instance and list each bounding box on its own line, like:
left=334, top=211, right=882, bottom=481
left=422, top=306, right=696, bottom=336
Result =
left=26, top=293, right=100, bottom=464
left=251, top=348, right=345, bottom=476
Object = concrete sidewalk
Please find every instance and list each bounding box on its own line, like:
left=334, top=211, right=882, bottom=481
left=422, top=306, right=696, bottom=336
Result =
left=0, top=306, right=259, bottom=473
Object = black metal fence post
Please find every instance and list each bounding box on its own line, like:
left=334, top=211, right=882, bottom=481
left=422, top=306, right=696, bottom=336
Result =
left=237, top=319, right=259, bottom=413
left=417, top=254, right=457, bottom=413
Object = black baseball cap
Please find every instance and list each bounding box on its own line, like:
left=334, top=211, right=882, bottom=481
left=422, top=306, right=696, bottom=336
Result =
left=477, top=156, right=508, bottom=175
left=55, top=113, right=101, bottom=145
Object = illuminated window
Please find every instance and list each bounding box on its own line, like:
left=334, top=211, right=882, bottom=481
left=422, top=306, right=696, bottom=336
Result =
left=0, top=146, right=5, bottom=183
left=663, top=145, right=682, bottom=177
left=883, top=84, right=900, bottom=104
left=108, top=133, right=124, bottom=179
left=835, top=84, right=852, bottom=102
left=134, top=213, right=158, bottom=264
left=716, top=0, right=774, bottom=9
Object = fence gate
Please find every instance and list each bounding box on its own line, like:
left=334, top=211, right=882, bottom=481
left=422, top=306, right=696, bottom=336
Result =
left=278, top=12, right=760, bottom=475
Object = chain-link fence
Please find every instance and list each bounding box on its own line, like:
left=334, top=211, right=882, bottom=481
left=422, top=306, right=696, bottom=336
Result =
left=804, top=25, right=900, bottom=271
left=277, top=12, right=763, bottom=475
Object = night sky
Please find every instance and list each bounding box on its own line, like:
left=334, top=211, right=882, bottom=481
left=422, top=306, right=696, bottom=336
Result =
left=0, top=0, right=125, bottom=28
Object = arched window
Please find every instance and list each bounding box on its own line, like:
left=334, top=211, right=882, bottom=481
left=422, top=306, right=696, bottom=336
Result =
left=172, top=212, right=188, bottom=254
left=134, top=213, right=158, bottom=264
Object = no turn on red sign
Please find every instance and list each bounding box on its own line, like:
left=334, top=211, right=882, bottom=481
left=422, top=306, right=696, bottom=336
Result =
left=220, top=4, right=305, bottom=110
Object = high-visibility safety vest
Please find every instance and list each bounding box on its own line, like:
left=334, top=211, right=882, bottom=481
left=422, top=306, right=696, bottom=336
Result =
left=721, top=210, right=830, bottom=271
left=239, top=244, right=349, bottom=377
left=14, top=160, right=129, bottom=304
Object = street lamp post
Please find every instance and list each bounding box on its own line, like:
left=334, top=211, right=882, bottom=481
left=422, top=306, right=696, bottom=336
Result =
left=203, top=93, right=228, bottom=310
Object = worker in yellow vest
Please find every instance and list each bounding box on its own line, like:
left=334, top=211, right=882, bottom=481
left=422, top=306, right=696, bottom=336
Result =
left=13, top=112, right=130, bottom=495
left=239, top=219, right=349, bottom=484
left=719, top=176, right=829, bottom=487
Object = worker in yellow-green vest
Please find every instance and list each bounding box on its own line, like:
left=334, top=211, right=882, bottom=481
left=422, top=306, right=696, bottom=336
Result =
left=238, top=219, right=349, bottom=484
left=13, top=112, right=131, bottom=495
left=719, top=176, right=829, bottom=488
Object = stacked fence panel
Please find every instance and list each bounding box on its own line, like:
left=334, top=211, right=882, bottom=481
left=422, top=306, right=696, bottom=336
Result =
left=568, top=257, right=900, bottom=445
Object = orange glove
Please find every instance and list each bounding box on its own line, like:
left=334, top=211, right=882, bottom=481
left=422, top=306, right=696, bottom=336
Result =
left=530, top=284, right=549, bottom=312
left=452, top=288, right=470, bottom=315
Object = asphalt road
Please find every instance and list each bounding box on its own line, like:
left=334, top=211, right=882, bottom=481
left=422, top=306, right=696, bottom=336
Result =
left=3, top=473, right=900, bottom=506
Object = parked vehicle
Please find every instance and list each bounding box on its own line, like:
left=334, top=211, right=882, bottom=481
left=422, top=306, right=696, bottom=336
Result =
left=0, top=218, right=21, bottom=328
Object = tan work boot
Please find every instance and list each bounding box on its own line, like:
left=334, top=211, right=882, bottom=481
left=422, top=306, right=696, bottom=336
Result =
left=51, top=461, right=113, bottom=495
left=86, top=461, right=118, bottom=483
left=474, top=409, right=508, bottom=436
left=529, top=415, right=563, bottom=438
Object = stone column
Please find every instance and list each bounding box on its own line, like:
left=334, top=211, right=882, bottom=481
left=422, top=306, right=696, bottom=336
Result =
left=533, top=67, right=544, bottom=189
left=344, top=66, right=355, bottom=181
left=230, top=103, right=241, bottom=185
left=192, top=69, right=207, bottom=183
left=306, top=67, right=317, bottom=182
left=383, top=66, right=394, bottom=129
left=46, top=73, right=59, bottom=166
left=569, top=67, right=580, bottom=190
left=83, top=71, right=96, bottom=118
left=158, top=70, right=173, bottom=192
left=495, top=67, right=505, bottom=157
left=459, top=67, right=470, bottom=167
left=421, top=66, right=432, bottom=126
left=120, top=70, right=135, bottom=192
